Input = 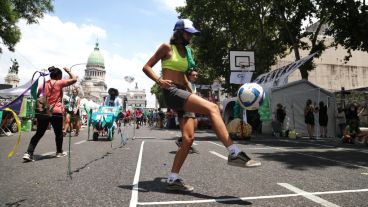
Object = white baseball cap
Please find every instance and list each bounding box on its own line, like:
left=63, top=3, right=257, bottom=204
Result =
left=173, top=19, right=200, bottom=35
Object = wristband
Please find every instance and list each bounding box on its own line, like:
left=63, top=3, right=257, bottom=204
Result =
left=156, top=77, right=162, bottom=84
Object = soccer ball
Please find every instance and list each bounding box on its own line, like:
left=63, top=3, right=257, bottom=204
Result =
left=237, top=83, right=265, bottom=110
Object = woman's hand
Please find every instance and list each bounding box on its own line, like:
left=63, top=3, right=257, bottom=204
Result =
left=63, top=67, right=71, bottom=73
left=158, top=78, right=173, bottom=89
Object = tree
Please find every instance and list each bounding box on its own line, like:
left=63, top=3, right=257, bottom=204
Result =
left=178, top=0, right=367, bottom=82
left=325, top=0, right=368, bottom=61
left=177, top=0, right=286, bottom=95
left=265, top=0, right=366, bottom=79
left=150, top=83, right=166, bottom=108
left=266, top=0, right=329, bottom=80
left=0, top=0, right=53, bottom=53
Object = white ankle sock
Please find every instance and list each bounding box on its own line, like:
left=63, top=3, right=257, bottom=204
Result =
left=168, top=173, right=178, bottom=183
left=227, top=144, right=241, bottom=156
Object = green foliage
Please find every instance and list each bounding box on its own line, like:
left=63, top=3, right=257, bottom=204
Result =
left=150, top=83, right=167, bottom=108
left=0, top=0, right=53, bottom=53
left=177, top=0, right=366, bottom=82
left=177, top=0, right=286, bottom=95
left=325, top=0, right=368, bottom=61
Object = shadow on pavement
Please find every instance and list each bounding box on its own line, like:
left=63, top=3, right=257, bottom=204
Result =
left=118, top=177, right=252, bottom=205
left=254, top=148, right=368, bottom=171
left=5, top=199, right=27, bottom=207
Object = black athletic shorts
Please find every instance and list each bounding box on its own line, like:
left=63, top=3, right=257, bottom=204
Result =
left=162, top=84, right=192, bottom=118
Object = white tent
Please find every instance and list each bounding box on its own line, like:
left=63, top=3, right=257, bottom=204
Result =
left=269, top=80, right=336, bottom=138
left=0, top=80, right=34, bottom=98
left=80, top=98, right=100, bottom=110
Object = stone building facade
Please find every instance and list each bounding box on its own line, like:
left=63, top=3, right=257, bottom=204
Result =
left=122, top=83, right=146, bottom=108
left=273, top=36, right=368, bottom=92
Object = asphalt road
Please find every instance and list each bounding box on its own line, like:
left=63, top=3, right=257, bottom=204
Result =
left=1, top=125, right=367, bottom=207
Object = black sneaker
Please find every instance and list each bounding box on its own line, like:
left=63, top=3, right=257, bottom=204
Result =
left=166, top=179, right=194, bottom=192
left=228, top=151, right=261, bottom=167
left=22, top=152, right=34, bottom=162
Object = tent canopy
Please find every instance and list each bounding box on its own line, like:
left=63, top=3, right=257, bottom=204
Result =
left=270, top=80, right=336, bottom=138
left=80, top=98, right=100, bottom=110
left=0, top=80, right=34, bottom=98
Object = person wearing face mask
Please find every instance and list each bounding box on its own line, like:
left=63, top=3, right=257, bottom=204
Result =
left=142, top=19, right=261, bottom=192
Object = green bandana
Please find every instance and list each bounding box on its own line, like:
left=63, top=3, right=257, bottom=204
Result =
left=185, top=46, right=196, bottom=69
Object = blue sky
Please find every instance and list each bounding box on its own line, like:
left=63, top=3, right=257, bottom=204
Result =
left=53, top=0, right=180, bottom=57
left=0, top=0, right=186, bottom=107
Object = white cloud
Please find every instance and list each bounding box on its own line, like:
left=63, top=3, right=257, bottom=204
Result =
left=154, top=0, right=186, bottom=12
left=0, top=14, right=159, bottom=108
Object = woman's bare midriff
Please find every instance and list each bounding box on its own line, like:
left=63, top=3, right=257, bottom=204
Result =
left=162, top=68, right=186, bottom=86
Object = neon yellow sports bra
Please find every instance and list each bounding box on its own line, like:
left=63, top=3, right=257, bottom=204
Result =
left=162, top=45, right=188, bottom=72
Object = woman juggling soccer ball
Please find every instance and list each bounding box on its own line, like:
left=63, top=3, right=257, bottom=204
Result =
left=142, top=19, right=261, bottom=192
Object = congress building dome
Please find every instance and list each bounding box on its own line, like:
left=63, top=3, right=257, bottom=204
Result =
left=81, top=42, right=107, bottom=103
left=87, top=43, right=105, bottom=68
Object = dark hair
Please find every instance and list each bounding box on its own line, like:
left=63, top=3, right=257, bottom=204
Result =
left=170, top=30, right=185, bottom=45
left=48, top=66, right=62, bottom=79
left=188, top=69, right=197, bottom=76
left=108, top=88, right=119, bottom=97
left=306, top=99, right=312, bottom=106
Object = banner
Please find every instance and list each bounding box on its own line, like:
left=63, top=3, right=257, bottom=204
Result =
left=253, top=52, right=317, bottom=90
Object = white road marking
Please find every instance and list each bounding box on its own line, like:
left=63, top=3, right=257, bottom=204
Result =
left=270, top=146, right=368, bottom=170
left=278, top=183, right=340, bottom=207
left=74, top=140, right=87, bottom=145
left=129, top=141, right=145, bottom=207
left=137, top=187, right=368, bottom=206
left=208, top=141, right=272, bottom=150
left=362, top=173, right=368, bottom=175
left=208, top=141, right=225, bottom=148
left=209, top=151, right=227, bottom=160
left=132, top=137, right=156, bottom=139
left=41, top=151, right=55, bottom=156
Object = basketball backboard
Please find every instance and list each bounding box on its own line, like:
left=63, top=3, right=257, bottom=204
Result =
left=230, top=51, right=255, bottom=71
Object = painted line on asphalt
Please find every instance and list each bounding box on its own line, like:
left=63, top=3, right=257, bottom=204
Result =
left=137, top=187, right=368, bottom=206
left=208, top=141, right=273, bottom=150
left=129, top=141, right=145, bottom=207
left=75, top=140, right=87, bottom=145
left=278, top=183, right=340, bottom=207
left=362, top=173, right=368, bottom=175
left=132, top=137, right=156, bottom=139
left=41, top=151, right=55, bottom=156
left=270, top=146, right=368, bottom=170
left=209, top=151, right=227, bottom=160
left=208, top=141, right=225, bottom=148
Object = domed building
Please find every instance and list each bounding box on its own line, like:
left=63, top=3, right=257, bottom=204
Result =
left=80, top=43, right=107, bottom=103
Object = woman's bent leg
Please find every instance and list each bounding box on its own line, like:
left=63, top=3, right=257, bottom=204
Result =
left=27, top=116, right=49, bottom=155
left=171, top=118, right=195, bottom=173
left=51, top=114, right=64, bottom=153
left=183, top=94, right=233, bottom=147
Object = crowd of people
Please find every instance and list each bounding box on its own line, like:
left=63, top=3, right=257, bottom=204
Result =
left=18, top=18, right=366, bottom=195
left=271, top=98, right=367, bottom=146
